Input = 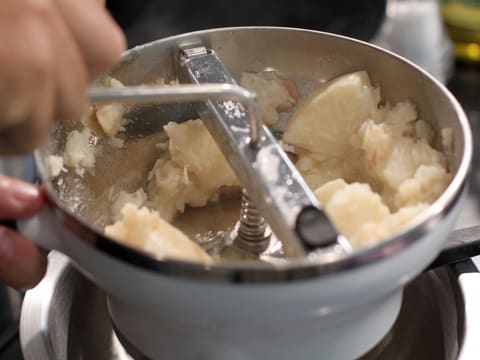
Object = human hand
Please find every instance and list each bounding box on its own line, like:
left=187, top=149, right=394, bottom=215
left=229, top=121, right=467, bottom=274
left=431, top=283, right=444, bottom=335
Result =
left=0, top=0, right=126, bottom=154
left=0, top=0, right=126, bottom=289
left=0, top=175, right=46, bottom=289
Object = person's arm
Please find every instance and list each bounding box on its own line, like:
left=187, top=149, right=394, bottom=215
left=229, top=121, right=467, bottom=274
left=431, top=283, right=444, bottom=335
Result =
left=0, top=0, right=126, bottom=289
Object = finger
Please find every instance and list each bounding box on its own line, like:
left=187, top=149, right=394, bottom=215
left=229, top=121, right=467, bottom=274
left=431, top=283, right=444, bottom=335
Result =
left=0, top=226, right=47, bottom=289
left=0, top=1, right=56, bottom=154
left=54, top=0, right=126, bottom=80
left=0, top=175, right=43, bottom=219
left=46, top=2, right=90, bottom=122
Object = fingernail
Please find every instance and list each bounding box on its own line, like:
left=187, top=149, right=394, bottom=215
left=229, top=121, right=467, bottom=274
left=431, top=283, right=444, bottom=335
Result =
left=10, top=182, right=40, bottom=203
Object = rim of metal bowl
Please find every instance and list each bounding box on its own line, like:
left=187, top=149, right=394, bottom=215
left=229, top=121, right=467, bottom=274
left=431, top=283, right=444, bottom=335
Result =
left=35, top=26, right=473, bottom=284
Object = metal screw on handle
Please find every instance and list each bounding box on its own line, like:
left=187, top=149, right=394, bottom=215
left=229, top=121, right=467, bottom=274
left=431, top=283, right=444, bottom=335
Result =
left=234, top=189, right=271, bottom=254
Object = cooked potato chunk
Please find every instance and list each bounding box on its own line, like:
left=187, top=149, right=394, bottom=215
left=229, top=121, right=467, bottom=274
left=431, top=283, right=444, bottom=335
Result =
left=105, top=204, right=212, bottom=264
left=284, top=71, right=380, bottom=158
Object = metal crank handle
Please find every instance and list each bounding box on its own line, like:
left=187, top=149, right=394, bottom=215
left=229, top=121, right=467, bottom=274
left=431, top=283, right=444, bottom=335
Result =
left=180, top=46, right=347, bottom=258
left=88, top=83, right=261, bottom=142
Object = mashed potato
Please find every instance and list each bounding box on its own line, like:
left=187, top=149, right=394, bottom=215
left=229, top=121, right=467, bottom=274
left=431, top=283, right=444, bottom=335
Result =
left=82, top=76, right=127, bottom=141
left=59, top=70, right=453, bottom=259
left=105, top=204, right=211, bottom=264
left=46, top=155, right=65, bottom=178
left=110, top=189, right=147, bottom=222
left=285, top=71, right=452, bottom=247
left=147, top=119, right=240, bottom=221
left=63, top=128, right=97, bottom=177
left=240, top=71, right=297, bottom=125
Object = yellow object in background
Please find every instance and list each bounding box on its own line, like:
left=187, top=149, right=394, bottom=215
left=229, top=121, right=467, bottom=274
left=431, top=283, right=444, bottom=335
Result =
left=441, top=0, right=480, bottom=62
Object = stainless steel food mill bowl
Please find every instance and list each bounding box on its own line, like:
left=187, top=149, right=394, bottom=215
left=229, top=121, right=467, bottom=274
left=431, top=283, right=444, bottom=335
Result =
left=18, top=27, right=472, bottom=359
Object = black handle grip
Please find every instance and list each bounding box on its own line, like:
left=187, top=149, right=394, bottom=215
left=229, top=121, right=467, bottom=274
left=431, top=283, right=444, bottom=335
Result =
left=428, top=225, right=480, bottom=270
left=295, top=206, right=338, bottom=250
left=295, top=208, right=480, bottom=269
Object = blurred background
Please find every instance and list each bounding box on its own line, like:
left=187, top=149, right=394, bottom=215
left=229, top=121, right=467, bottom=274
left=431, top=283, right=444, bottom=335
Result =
left=2, top=0, right=479, bottom=359
left=106, top=0, right=388, bottom=46
left=104, top=0, right=480, bottom=81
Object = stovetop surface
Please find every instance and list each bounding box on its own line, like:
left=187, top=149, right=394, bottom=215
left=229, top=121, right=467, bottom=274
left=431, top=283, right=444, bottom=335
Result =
left=1, top=1, right=480, bottom=359
left=15, top=251, right=480, bottom=360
